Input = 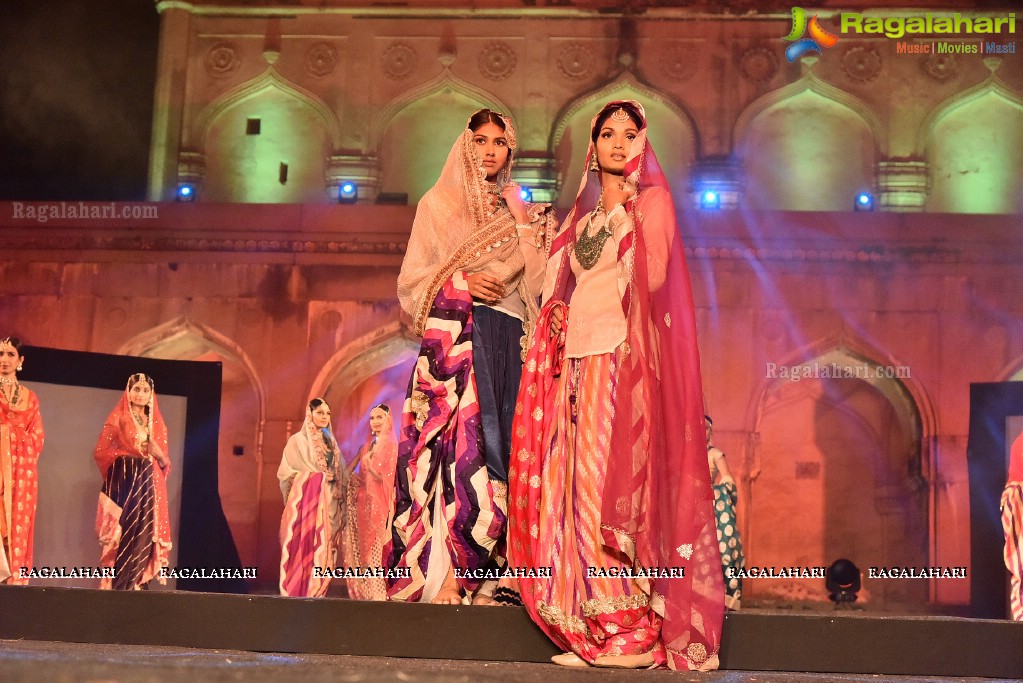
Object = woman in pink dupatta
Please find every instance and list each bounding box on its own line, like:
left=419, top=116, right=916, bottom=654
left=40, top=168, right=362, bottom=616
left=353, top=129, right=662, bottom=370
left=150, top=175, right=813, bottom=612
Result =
left=0, top=337, right=44, bottom=585
left=94, top=373, right=171, bottom=590
left=343, top=403, right=398, bottom=600
left=1001, top=432, right=1023, bottom=620
left=508, top=101, right=723, bottom=669
left=278, top=398, right=344, bottom=597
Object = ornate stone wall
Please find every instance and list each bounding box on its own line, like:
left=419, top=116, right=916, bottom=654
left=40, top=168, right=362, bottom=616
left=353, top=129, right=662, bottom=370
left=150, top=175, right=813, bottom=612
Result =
left=3, top=0, right=1021, bottom=604
left=149, top=2, right=1023, bottom=213
left=4, top=202, right=1022, bottom=606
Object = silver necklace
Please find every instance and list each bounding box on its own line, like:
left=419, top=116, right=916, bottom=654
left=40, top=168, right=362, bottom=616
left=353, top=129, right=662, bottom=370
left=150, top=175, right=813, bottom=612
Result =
left=572, top=195, right=613, bottom=270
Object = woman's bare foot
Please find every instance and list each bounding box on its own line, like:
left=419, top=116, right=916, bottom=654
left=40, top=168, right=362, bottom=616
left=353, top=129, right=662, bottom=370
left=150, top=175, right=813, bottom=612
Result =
left=432, top=586, right=463, bottom=604
left=551, top=652, right=590, bottom=667
left=593, top=652, right=655, bottom=669
left=431, top=567, right=462, bottom=605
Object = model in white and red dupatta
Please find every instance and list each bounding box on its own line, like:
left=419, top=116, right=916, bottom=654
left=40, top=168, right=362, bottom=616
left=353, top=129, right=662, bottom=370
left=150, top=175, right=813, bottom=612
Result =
left=508, top=100, right=724, bottom=670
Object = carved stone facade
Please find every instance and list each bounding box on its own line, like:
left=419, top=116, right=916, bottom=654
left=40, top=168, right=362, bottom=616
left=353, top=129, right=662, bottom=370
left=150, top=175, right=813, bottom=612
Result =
left=3, top=1, right=1022, bottom=605
left=4, top=202, right=1023, bottom=606
left=147, top=2, right=1023, bottom=213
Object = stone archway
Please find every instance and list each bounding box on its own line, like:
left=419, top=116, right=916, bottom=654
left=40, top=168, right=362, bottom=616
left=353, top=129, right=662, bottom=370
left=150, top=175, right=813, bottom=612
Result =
left=197, top=70, right=340, bottom=203
left=734, top=74, right=880, bottom=211
left=921, top=78, right=1023, bottom=214
left=745, top=347, right=928, bottom=608
left=120, top=317, right=265, bottom=570
left=310, top=322, right=419, bottom=466
left=374, top=74, right=510, bottom=204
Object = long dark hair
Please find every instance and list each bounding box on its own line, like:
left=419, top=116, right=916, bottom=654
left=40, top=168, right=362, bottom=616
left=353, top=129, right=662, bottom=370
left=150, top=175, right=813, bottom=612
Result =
left=467, top=109, right=506, bottom=133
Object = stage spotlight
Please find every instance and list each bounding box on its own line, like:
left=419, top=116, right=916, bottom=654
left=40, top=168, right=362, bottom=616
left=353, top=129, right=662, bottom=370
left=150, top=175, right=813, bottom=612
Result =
left=176, top=184, right=196, bottom=202
left=825, top=558, right=861, bottom=607
left=854, top=192, right=875, bottom=211
left=338, top=181, right=358, bottom=204
left=700, top=190, right=721, bottom=210
left=519, top=186, right=533, bottom=202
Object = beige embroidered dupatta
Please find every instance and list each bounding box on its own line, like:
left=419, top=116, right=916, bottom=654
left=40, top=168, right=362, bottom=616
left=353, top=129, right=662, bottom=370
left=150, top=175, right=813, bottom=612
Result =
left=396, top=114, right=552, bottom=348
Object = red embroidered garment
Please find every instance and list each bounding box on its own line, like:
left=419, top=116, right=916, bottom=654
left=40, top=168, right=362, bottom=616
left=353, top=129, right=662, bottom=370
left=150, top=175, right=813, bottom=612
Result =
left=508, top=100, right=723, bottom=670
left=0, top=385, right=44, bottom=584
left=344, top=407, right=398, bottom=600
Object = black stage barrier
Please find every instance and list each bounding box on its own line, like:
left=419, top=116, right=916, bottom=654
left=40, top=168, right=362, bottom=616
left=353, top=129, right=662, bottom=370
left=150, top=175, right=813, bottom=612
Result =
left=19, top=345, right=245, bottom=593
left=967, top=381, right=1023, bottom=619
left=1, top=586, right=1022, bottom=677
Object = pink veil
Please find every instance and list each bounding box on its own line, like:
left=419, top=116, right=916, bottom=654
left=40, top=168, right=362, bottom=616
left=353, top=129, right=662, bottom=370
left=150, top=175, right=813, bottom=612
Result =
left=543, top=100, right=724, bottom=669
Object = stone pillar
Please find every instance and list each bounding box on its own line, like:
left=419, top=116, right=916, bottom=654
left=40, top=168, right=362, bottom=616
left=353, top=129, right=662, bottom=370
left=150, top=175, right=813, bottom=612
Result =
left=177, top=151, right=206, bottom=196
left=326, top=154, right=381, bottom=204
left=148, top=3, right=193, bottom=201
left=877, top=160, right=929, bottom=212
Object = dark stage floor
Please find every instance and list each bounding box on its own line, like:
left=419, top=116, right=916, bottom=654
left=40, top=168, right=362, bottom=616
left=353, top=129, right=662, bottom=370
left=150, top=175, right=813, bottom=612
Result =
left=0, top=640, right=1018, bottom=683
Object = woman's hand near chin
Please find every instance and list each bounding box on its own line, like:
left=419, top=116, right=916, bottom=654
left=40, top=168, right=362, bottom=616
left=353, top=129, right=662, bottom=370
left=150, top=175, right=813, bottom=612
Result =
left=501, top=182, right=529, bottom=223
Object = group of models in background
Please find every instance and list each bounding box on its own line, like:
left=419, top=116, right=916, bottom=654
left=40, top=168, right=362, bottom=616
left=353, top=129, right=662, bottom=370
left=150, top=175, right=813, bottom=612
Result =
left=0, top=347, right=170, bottom=592
left=277, top=398, right=398, bottom=601
left=384, top=100, right=726, bottom=670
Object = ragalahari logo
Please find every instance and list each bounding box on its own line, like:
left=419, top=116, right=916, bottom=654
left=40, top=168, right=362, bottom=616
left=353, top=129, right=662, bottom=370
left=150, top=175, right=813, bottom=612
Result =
left=782, top=7, right=840, bottom=62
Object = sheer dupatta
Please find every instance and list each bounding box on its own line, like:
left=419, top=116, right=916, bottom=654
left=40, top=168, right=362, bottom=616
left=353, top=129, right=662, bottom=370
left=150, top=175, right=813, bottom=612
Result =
left=94, top=376, right=172, bottom=588
left=278, top=404, right=344, bottom=598
left=389, top=111, right=554, bottom=601
left=512, top=100, right=723, bottom=669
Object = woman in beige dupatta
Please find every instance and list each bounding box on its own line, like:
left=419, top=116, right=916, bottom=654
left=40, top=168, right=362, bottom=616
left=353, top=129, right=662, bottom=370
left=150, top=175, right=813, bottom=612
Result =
left=388, top=109, right=557, bottom=605
left=278, top=398, right=345, bottom=597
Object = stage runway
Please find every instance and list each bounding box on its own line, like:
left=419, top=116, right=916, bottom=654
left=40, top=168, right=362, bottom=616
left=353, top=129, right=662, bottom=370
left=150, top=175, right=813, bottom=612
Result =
left=2, top=586, right=1021, bottom=680
left=0, top=639, right=1017, bottom=683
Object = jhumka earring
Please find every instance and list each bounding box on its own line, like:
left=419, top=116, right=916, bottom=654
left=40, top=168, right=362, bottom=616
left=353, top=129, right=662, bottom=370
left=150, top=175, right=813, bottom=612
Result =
left=17, top=364, right=23, bottom=372
left=589, top=156, right=599, bottom=172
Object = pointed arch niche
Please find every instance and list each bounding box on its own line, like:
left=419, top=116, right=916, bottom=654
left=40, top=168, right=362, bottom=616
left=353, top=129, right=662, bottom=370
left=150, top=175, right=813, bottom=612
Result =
left=310, top=323, right=419, bottom=467
left=745, top=346, right=930, bottom=608
left=922, top=79, right=1023, bottom=214
left=735, top=77, right=880, bottom=211
left=550, top=77, right=697, bottom=208
left=197, top=70, right=340, bottom=203
left=374, top=74, right=511, bottom=204
left=119, top=318, right=265, bottom=570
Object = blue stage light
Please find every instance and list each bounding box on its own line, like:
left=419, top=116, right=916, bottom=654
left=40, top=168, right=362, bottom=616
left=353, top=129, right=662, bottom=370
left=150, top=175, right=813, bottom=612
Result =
left=176, top=184, right=196, bottom=202
left=519, top=187, right=533, bottom=202
left=700, top=190, right=721, bottom=210
left=338, top=181, right=358, bottom=204
left=855, top=192, right=875, bottom=211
